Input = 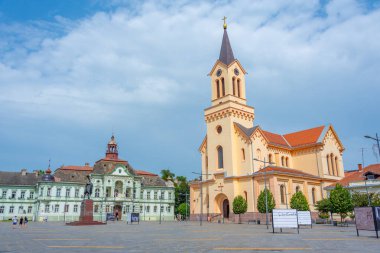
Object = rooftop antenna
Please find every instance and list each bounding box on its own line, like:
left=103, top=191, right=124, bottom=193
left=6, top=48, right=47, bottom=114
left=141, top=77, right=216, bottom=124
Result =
left=360, top=148, right=366, bottom=167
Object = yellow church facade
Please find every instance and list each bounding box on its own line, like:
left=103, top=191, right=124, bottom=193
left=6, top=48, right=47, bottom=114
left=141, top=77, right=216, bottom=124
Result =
left=190, top=24, right=345, bottom=221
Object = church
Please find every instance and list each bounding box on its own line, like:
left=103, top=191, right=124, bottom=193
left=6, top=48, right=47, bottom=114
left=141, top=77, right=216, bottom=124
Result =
left=190, top=22, right=345, bottom=221
left=0, top=135, right=175, bottom=222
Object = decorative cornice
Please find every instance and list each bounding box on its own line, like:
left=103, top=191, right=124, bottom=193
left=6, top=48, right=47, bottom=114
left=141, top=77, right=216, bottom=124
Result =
left=205, top=107, right=254, bottom=123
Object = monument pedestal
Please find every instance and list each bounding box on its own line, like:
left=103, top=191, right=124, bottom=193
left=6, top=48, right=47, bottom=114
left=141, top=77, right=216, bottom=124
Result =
left=66, top=199, right=105, bottom=226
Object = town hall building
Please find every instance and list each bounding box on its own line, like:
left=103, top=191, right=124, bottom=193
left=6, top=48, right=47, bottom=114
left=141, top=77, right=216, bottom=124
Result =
left=190, top=22, right=345, bottom=221
left=0, top=135, right=175, bottom=222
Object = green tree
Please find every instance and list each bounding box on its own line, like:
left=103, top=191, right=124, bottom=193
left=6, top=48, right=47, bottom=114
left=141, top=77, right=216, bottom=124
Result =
left=232, top=195, right=248, bottom=224
left=352, top=191, right=370, bottom=207
left=290, top=191, right=310, bottom=211
left=257, top=188, right=276, bottom=213
left=160, top=169, right=175, bottom=182
left=174, top=176, right=189, bottom=213
left=330, top=184, right=353, bottom=222
left=315, top=198, right=331, bottom=220
left=177, top=203, right=190, bottom=219
left=372, top=193, right=380, bottom=206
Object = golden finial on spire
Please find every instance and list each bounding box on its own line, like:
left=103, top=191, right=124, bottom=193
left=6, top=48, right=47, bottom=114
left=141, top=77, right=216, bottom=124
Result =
left=222, top=16, right=227, bottom=29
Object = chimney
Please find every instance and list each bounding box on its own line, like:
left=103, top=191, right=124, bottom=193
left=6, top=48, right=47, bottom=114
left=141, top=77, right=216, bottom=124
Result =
left=21, top=169, right=27, bottom=176
left=85, top=162, right=90, bottom=166
left=358, top=164, right=363, bottom=171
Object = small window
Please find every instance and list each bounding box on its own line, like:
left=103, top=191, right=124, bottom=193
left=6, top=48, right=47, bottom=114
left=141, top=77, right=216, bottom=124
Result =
left=241, top=148, right=245, bottom=161
left=27, top=206, right=32, bottom=213
left=312, top=188, right=316, bottom=205
left=280, top=185, right=285, bottom=204
left=216, top=125, right=222, bottom=134
left=296, top=186, right=300, bottom=193
left=73, top=205, right=78, bottom=213
left=54, top=204, right=59, bottom=213
left=64, top=204, right=69, bottom=212
left=9, top=206, right=14, bottom=213
left=119, top=169, right=122, bottom=173
left=45, top=205, right=50, bottom=213
left=217, top=146, right=224, bottom=169
left=0, top=206, right=4, bottom=213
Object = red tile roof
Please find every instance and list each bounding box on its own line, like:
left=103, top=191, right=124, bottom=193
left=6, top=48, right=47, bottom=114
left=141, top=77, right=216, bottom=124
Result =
left=135, top=170, right=158, bottom=176
left=283, top=126, right=325, bottom=147
left=261, top=130, right=290, bottom=147
left=330, top=164, right=380, bottom=187
left=255, top=166, right=320, bottom=179
left=60, top=165, right=93, bottom=171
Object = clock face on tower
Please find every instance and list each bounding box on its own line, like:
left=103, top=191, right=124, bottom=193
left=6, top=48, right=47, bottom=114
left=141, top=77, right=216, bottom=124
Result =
left=234, top=68, right=239, bottom=76
left=216, top=69, right=222, bottom=77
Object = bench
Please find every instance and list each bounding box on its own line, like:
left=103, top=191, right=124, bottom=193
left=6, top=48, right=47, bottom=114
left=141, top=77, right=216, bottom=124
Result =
left=248, top=219, right=258, bottom=224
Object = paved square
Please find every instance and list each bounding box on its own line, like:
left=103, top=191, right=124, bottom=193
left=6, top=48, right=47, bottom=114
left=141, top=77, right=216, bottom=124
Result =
left=0, top=221, right=379, bottom=252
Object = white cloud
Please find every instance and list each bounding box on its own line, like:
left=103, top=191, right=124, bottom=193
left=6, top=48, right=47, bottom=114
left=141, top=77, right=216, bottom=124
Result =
left=0, top=0, right=379, bottom=173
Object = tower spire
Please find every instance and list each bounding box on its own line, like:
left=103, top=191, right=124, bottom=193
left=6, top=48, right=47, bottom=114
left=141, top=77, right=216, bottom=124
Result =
left=219, top=18, right=235, bottom=65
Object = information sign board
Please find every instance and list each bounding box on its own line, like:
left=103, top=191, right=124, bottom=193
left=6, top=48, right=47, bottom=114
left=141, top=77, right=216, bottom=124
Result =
left=272, top=209, right=299, bottom=233
left=355, top=206, right=379, bottom=239
left=297, top=211, right=312, bottom=227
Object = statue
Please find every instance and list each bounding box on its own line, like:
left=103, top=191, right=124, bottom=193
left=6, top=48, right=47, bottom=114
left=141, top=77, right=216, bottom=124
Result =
left=84, top=175, right=93, bottom=199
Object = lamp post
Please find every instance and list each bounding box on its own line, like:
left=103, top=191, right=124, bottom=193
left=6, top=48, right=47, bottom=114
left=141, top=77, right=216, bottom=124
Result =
left=364, top=175, right=372, bottom=206
left=253, top=158, right=274, bottom=229
left=364, top=133, right=380, bottom=159
left=192, top=172, right=211, bottom=226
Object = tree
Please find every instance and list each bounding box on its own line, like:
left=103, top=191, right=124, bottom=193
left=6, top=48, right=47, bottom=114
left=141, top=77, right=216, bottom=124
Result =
left=174, top=176, right=189, bottom=213
left=177, top=203, right=189, bottom=219
left=329, top=184, right=353, bottom=222
left=315, top=198, right=331, bottom=220
left=352, top=191, right=370, bottom=207
left=352, top=192, right=380, bottom=207
left=160, top=169, right=175, bottom=182
left=257, top=188, right=275, bottom=213
left=290, top=191, right=310, bottom=211
left=232, top=195, right=247, bottom=224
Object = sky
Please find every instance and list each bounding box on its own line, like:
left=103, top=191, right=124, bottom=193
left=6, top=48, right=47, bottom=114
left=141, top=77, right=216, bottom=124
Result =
left=0, top=0, right=380, bottom=179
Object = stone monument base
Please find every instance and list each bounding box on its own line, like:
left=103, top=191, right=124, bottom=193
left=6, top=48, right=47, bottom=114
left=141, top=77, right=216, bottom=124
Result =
left=66, top=199, right=105, bottom=226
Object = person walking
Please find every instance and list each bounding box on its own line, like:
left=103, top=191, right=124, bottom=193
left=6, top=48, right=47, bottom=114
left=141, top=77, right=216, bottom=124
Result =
left=19, top=216, right=23, bottom=228
left=24, top=216, right=28, bottom=228
left=12, top=216, right=17, bottom=229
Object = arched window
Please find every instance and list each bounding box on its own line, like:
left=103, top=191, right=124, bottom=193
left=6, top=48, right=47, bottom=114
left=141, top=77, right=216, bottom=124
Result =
left=217, top=146, right=224, bottom=169
left=232, top=77, right=236, bottom=95
left=256, top=149, right=261, bottom=161
left=311, top=188, right=316, bottom=204
left=335, top=157, right=339, bottom=176
left=285, top=157, right=289, bottom=167
left=295, top=186, right=300, bottom=193
left=241, top=148, right=245, bottom=161
left=280, top=185, right=285, bottom=204
left=95, top=188, right=100, bottom=198
left=330, top=153, right=335, bottom=176
left=244, top=191, right=248, bottom=202
left=281, top=156, right=285, bottom=166
left=237, top=79, right=241, bottom=97
left=268, top=154, right=273, bottom=164
left=221, top=78, right=225, bottom=96
left=326, top=154, right=331, bottom=175
left=216, top=80, right=220, bottom=98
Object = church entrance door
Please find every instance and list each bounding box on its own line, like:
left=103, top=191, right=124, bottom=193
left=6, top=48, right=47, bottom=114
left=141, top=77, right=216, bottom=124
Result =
left=222, top=199, right=229, bottom=218
left=114, top=205, right=122, bottom=221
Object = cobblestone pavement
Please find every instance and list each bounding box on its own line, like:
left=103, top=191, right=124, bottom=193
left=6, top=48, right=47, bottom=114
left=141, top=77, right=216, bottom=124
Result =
left=0, top=221, right=379, bottom=253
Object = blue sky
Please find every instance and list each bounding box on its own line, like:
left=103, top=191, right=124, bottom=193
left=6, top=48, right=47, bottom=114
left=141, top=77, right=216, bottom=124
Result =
left=0, top=0, right=380, bottom=179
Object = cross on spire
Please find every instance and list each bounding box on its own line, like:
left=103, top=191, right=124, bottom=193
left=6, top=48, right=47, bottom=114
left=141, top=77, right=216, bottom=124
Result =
left=222, top=16, right=227, bottom=29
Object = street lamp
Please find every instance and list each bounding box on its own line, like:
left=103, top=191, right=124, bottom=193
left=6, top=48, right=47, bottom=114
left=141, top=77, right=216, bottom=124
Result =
left=364, top=174, right=372, bottom=206
left=192, top=171, right=211, bottom=226
left=364, top=134, right=380, bottom=159
left=253, top=158, right=275, bottom=229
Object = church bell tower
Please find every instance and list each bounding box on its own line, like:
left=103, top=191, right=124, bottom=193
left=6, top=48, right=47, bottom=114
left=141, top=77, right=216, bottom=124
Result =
left=203, top=20, right=255, bottom=177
